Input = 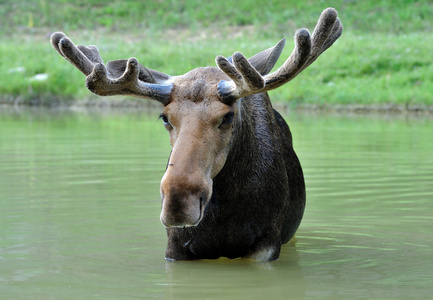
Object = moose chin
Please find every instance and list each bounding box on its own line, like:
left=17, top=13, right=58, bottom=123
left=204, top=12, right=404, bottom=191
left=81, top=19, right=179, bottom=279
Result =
left=50, top=8, right=342, bottom=261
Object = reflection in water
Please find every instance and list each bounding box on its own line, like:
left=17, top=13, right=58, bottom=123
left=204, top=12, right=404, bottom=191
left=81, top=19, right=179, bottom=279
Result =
left=0, top=107, right=432, bottom=299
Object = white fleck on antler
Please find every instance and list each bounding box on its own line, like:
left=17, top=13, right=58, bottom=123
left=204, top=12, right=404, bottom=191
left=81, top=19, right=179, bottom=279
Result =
left=216, top=8, right=343, bottom=103
left=50, top=32, right=173, bottom=104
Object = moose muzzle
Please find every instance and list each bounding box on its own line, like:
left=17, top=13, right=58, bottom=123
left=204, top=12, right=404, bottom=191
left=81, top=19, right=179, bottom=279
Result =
left=160, top=170, right=212, bottom=228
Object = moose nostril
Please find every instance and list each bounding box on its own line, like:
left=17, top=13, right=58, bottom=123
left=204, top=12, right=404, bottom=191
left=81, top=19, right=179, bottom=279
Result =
left=199, top=192, right=208, bottom=213
left=200, top=190, right=209, bottom=205
left=199, top=195, right=204, bottom=209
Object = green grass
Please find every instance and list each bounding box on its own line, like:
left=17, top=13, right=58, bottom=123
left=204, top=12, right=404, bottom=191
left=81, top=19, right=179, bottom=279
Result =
left=1, top=0, right=432, bottom=108
left=2, top=0, right=432, bottom=34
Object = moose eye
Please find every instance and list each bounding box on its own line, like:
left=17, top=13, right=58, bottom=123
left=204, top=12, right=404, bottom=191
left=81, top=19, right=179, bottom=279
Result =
left=219, top=112, right=235, bottom=128
left=159, top=113, right=171, bottom=126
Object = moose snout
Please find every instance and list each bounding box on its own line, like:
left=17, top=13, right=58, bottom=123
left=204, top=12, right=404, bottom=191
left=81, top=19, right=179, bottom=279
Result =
left=160, top=173, right=211, bottom=228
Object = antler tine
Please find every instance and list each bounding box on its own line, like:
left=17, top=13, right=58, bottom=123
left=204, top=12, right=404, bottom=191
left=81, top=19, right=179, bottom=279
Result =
left=50, top=32, right=173, bottom=105
left=294, top=9, right=343, bottom=74
left=51, top=32, right=95, bottom=76
left=264, top=7, right=340, bottom=90
left=321, top=17, right=343, bottom=54
left=216, top=53, right=265, bottom=102
left=50, top=32, right=66, bottom=58
left=216, top=8, right=342, bottom=103
left=263, top=28, right=312, bottom=90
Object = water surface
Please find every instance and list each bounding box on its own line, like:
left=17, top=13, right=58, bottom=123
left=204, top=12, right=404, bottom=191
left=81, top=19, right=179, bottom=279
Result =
left=1, top=107, right=432, bottom=299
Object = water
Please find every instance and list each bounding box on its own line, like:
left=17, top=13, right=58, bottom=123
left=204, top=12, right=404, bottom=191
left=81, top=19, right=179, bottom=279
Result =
left=1, top=107, right=432, bottom=299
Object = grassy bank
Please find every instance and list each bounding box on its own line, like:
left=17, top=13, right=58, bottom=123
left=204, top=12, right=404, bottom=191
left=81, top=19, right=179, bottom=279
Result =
left=1, top=0, right=432, bottom=109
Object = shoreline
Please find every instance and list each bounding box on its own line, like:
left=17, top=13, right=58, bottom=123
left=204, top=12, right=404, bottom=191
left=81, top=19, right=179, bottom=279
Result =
left=1, top=96, right=433, bottom=116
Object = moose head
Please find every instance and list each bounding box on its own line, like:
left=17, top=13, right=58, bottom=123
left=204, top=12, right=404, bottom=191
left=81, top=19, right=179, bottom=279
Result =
left=51, top=8, right=342, bottom=260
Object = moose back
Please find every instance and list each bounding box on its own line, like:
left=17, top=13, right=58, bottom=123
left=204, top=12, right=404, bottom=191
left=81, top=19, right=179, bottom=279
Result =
left=50, top=8, right=342, bottom=261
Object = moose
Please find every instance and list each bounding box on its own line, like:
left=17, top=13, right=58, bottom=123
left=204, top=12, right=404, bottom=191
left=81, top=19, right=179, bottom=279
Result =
left=50, top=8, right=342, bottom=261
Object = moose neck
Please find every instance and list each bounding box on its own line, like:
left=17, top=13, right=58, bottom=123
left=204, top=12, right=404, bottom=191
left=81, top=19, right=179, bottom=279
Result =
left=214, top=92, right=281, bottom=201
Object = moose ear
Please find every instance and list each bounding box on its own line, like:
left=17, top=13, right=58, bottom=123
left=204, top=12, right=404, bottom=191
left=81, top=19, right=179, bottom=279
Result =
left=247, top=38, right=286, bottom=76
left=106, top=59, right=171, bottom=83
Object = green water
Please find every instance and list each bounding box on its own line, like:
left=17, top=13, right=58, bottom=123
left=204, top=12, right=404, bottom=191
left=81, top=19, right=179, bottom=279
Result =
left=1, top=107, right=432, bottom=299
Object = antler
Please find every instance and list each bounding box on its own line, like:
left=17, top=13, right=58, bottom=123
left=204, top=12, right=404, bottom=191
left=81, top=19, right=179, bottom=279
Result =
left=216, top=8, right=343, bottom=103
left=50, top=32, right=173, bottom=105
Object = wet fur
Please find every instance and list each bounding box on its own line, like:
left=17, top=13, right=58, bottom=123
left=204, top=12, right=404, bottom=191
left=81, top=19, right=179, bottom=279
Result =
left=165, top=92, right=305, bottom=260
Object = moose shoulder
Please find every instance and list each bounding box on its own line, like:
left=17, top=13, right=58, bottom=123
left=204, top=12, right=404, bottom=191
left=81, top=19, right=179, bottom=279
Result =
left=50, top=8, right=342, bottom=261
